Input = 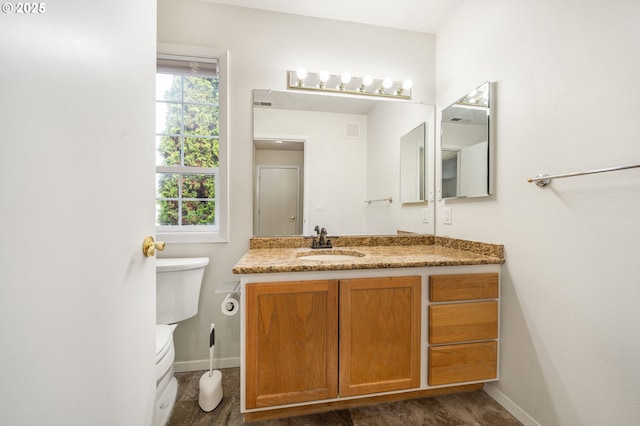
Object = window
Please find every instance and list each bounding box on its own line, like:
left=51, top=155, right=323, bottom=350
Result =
left=155, top=49, right=227, bottom=243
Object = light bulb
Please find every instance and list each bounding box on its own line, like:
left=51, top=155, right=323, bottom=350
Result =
left=295, top=67, right=307, bottom=87
left=318, top=70, right=330, bottom=89
left=395, top=79, right=413, bottom=96
left=382, top=78, right=393, bottom=89
left=359, top=74, right=374, bottom=92
left=338, top=72, right=351, bottom=90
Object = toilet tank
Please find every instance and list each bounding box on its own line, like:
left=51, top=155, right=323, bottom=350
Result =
left=156, top=257, right=209, bottom=325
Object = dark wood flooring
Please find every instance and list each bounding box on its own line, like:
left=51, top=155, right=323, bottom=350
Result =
left=168, top=368, right=522, bottom=426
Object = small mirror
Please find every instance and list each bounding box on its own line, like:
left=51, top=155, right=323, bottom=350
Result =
left=400, top=122, right=426, bottom=203
left=441, top=82, right=493, bottom=199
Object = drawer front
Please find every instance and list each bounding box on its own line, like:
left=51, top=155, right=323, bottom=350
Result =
left=428, top=341, right=497, bottom=386
left=429, top=301, right=498, bottom=344
left=429, top=273, right=499, bottom=302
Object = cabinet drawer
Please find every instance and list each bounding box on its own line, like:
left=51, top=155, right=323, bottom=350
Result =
left=429, top=301, right=498, bottom=344
left=429, top=273, right=498, bottom=302
left=428, top=341, right=497, bottom=386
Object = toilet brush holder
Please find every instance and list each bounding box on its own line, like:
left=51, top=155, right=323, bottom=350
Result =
left=198, top=324, right=223, bottom=412
left=199, top=370, right=223, bottom=412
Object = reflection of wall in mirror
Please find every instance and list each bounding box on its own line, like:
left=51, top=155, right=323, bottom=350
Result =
left=460, top=141, right=488, bottom=197
left=400, top=122, right=426, bottom=203
left=442, top=121, right=487, bottom=148
left=442, top=119, right=488, bottom=198
left=254, top=107, right=367, bottom=235
left=367, top=101, right=435, bottom=235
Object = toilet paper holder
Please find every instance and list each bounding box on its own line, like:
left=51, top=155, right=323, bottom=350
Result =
left=216, top=281, right=241, bottom=317
left=215, top=281, right=240, bottom=294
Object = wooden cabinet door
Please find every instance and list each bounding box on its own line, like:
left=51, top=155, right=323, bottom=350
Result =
left=246, top=280, right=339, bottom=408
left=339, top=276, right=421, bottom=397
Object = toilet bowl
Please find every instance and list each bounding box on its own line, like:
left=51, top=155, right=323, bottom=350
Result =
left=153, top=324, right=177, bottom=426
left=152, top=257, right=209, bottom=426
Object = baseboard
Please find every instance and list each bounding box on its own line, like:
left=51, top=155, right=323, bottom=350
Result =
left=173, top=356, right=240, bottom=372
left=483, top=383, right=541, bottom=426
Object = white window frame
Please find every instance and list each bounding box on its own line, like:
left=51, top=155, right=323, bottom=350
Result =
left=156, top=43, right=229, bottom=243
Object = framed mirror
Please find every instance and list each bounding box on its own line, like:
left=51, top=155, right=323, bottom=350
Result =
left=440, top=82, right=493, bottom=199
left=253, top=89, right=435, bottom=236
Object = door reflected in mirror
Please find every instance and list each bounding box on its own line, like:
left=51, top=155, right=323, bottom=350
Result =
left=440, top=82, right=493, bottom=199
left=254, top=138, right=304, bottom=236
left=253, top=89, right=435, bottom=237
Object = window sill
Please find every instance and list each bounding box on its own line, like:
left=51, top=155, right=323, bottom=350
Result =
left=157, top=231, right=227, bottom=244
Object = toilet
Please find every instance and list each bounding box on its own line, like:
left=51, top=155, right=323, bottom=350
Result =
left=153, top=257, right=209, bottom=426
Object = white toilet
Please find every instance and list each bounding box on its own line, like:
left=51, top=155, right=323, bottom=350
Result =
left=153, top=257, right=209, bottom=426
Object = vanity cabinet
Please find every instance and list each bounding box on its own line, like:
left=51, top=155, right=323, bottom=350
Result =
left=427, top=273, right=499, bottom=386
left=245, top=280, right=339, bottom=409
left=245, top=276, right=421, bottom=409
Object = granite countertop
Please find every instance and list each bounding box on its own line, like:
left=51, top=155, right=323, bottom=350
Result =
left=232, top=235, right=504, bottom=274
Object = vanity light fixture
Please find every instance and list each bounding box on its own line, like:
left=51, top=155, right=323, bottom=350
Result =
left=287, top=69, right=413, bottom=99
left=455, top=85, right=489, bottom=108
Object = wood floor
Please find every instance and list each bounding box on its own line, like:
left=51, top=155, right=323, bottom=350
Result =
left=168, top=368, right=522, bottom=425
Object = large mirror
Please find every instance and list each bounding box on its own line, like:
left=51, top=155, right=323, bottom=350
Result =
left=253, top=89, right=435, bottom=236
left=441, top=82, right=493, bottom=199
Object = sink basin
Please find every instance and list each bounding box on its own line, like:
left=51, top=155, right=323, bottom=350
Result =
left=296, top=249, right=365, bottom=262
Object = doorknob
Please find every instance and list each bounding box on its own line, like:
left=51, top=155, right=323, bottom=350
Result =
left=289, top=216, right=296, bottom=221
left=142, top=236, right=165, bottom=257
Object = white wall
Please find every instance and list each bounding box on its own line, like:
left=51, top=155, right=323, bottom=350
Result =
left=436, top=1, right=640, bottom=425
left=157, top=0, right=436, bottom=369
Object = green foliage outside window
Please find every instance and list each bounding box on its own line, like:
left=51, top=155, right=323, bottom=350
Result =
left=156, top=74, right=219, bottom=226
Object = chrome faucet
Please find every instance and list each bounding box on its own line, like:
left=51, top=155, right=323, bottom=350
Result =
left=311, top=225, right=332, bottom=249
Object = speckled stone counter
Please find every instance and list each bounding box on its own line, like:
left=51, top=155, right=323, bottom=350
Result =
left=232, top=235, right=504, bottom=274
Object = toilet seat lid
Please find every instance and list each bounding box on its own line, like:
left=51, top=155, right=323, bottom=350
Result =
left=156, top=325, right=174, bottom=362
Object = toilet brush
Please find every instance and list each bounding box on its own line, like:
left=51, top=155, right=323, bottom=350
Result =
left=198, top=324, right=223, bottom=412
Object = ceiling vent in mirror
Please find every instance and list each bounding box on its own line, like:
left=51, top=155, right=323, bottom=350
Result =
left=345, top=122, right=360, bottom=138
